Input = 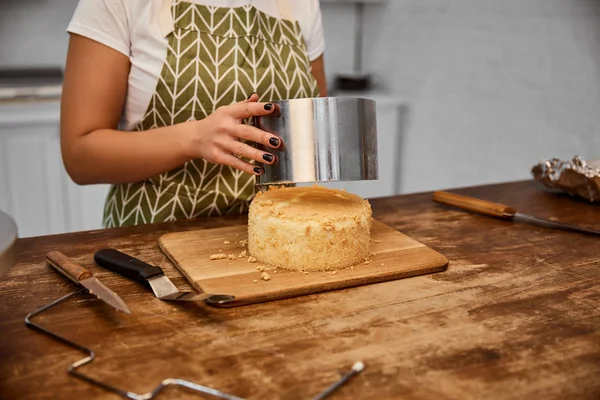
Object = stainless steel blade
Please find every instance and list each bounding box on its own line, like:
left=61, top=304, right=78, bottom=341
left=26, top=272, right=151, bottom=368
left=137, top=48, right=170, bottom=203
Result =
left=80, top=277, right=131, bottom=313
left=515, top=213, right=600, bottom=236
left=147, top=276, right=235, bottom=304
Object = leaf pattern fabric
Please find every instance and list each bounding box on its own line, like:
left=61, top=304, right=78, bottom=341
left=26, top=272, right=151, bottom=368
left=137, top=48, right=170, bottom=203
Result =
left=103, top=2, right=319, bottom=228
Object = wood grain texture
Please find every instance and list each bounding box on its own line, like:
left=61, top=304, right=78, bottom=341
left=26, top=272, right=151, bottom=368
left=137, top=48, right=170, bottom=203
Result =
left=1, top=180, right=599, bottom=400
left=158, top=219, right=449, bottom=307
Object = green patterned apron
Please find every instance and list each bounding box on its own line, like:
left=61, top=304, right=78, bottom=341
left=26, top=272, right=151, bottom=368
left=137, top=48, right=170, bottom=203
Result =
left=103, top=0, right=319, bottom=228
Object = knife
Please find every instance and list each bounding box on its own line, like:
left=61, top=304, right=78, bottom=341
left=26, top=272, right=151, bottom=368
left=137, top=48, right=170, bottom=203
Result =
left=46, top=251, right=131, bottom=313
left=432, top=191, right=600, bottom=236
left=93, top=248, right=235, bottom=305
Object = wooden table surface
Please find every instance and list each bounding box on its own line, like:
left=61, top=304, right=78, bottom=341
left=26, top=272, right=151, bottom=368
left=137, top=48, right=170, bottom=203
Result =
left=1, top=180, right=599, bottom=400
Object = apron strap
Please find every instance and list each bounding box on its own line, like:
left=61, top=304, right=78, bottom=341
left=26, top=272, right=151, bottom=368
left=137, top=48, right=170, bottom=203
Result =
left=275, top=0, right=295, bottom=21
left=158, top=0, right=175, bottom=37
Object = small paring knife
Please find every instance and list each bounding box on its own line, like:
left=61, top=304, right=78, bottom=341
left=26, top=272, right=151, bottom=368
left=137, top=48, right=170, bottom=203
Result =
left=46, top=251, right=131, bottom=314
left=93, top=249, right=235, bottom=306
left=432, top=190, right=600, bottom=236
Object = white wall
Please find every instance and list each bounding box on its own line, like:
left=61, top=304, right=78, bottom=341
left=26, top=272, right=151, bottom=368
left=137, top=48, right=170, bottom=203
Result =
left=1, top=0, right=600, bottom=194
left=357, top=0, right=600, bottom=193
left=0, top=0, right=79, bottom=68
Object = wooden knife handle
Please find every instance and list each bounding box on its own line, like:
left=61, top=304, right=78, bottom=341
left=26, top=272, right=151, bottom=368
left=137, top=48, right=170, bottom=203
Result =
left=432, top=191, right=517, bottom=219
left=46, top=251, right=93, bottom=284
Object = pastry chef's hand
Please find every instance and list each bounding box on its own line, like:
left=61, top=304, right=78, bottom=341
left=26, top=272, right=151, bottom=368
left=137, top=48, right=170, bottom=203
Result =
left=185, top=93, right=281, bottom=175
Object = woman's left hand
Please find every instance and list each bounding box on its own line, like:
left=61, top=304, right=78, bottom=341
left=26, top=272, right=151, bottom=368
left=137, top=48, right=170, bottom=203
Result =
left=183, top=93, right=282, bottom=175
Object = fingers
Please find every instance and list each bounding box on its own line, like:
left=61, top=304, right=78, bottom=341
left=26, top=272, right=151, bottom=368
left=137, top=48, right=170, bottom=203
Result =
left=223, top=139, right=276, bottom=166
left=232, top=124, right=281, bottom=150
left=228, top=100, right=277, bottom=119
left=218, top=153, right=264, bottom=176
left=198, top=93, right=282, bottom=175
left=199, top=138, right=272, bottom=175
left=245, top=92, right=258, bottom=102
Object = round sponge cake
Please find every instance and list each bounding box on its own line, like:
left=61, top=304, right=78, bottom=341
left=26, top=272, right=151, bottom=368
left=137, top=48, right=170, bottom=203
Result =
left=247, top=185, right=372, bottom=272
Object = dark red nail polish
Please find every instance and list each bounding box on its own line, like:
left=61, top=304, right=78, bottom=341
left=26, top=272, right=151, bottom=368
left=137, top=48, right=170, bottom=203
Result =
left=264, top=103, right=273, bottom=111
left=253, top=166, right=263, bottom=174
left=263, top=153, right=274, bottom=162
left=269, top=137, right=280, bottom=147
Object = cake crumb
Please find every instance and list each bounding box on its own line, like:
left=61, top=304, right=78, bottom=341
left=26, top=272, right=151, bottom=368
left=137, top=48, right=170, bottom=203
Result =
left=303, top=271, right=310, bottom=275
left=261, top=272, right=270, bottom=281
left=247, top=256, right=257, bottom=263
left=330, top=271, right=338, bottom=275
left=372, top=239, right=382, bottom=243
left=381, top=263, right=384, bottom=266
left=253, top=279, right=258, bottom=283
left=239, top=239, right=248, bottom=247
left=210, top=253, right=227, bottom=260
left=256, top=265, right=265, bottom=271
left=350, top=266, right=354, bottom=270
left=364, top=260, right=370, bottom=265
left=223, top=240, right=231, bottom=245
left=227, top=254, right=236, bottom=260
left=238, top=250, right=248, bottom=258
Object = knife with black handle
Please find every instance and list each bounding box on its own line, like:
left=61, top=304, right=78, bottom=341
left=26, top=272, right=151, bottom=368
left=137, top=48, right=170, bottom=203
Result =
left=94, top=248, right=235, bottom=305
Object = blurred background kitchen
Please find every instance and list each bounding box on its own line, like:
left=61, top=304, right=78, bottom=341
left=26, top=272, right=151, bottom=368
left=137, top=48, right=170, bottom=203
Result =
left=1, top=0, right=599, bottom=238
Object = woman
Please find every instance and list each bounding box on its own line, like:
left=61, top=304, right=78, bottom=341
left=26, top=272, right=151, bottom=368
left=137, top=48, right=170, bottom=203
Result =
left=60, top=0, right=327, bottom=227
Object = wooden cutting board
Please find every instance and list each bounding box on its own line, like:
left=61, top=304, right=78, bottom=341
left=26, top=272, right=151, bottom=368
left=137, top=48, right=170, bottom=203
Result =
left=158, top=219, right=448, bottom=307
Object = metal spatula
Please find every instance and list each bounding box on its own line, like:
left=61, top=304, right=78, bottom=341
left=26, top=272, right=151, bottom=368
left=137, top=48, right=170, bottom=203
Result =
left=94, top=249, right=235, bottom=306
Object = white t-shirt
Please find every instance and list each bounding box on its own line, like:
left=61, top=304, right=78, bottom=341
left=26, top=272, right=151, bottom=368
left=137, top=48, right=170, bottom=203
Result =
left=66, top=0, right=325, bottom=131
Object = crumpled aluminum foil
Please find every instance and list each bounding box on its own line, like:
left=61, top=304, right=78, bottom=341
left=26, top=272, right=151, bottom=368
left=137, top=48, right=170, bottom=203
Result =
left=531, top=155, right=600, bottom=202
